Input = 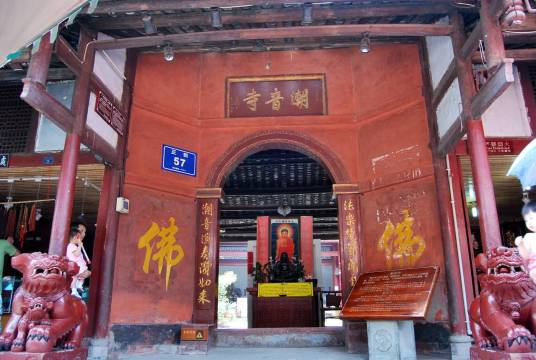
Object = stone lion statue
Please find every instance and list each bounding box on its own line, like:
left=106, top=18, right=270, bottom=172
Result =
left=470, top=247, right=536, bottom=353
left=0, top=252, right=88, bottom=353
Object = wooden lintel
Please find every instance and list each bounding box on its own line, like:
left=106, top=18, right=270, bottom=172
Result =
left=196, top=188, right=223, bottom=199
left=436, top=114, right=467, bottom=156
left=82, top=127, right=117, bottom=165
left=473, top=48, right=536, bottom=63
left=332, top=184, right=360, bottom=195
left=86, top=0, right=470, bottom=15
left=470, top=59, right=515, bottom=119
left=461, top=22, right=482, bottom=60
left=431, top=60, right=456, bottom=110
left=94, top=23, right=453, bottom=50
left=20, top=79, right=74, bottom=133
left=55, top=36, right=83, bottom=77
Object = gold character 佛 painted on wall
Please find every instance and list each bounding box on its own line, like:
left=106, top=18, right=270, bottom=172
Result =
left=377, top=209, right=426, bottom=268
left=137, top=217, right=185, bottom=290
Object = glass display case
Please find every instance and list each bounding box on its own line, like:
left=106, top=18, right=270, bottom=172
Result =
left=2, top=276, right=22, bottom=314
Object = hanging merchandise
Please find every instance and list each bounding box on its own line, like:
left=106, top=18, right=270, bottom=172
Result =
left=35, top=208, right=42, bottom=222
left=28, top=203, right=36, bottom=232
left=80, top=179, right=87, bottom=218
left=6, top=207, right=16, bottom=238
left=18, top=205, right=29, bottom=248
left=16, top=205, right=23, bottom=242
left=29, top=180, right=40, bottom=232
left=0, top=207, right=6, bottom=238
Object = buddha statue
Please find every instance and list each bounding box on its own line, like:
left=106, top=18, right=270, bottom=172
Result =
left=272, top=252, right=299, bottom=282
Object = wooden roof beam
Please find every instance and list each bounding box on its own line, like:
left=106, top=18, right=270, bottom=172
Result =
left=470, top=59, right=514, bottom=119
left=472, top=48, right=536, bottom=62
left=93, top=23, right=453, bottom=50
left=55, top=35, right=126, bottom=115
left=0, top=67, right=75, bottom=82
left=86, top=0, right=472, bottom=15
left=432, top=19, right=481, bottom=111
left=431, top=60, right=456, bottom=110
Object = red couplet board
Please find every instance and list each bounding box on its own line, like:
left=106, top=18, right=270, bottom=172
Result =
left=341, top=266, right=439, bottom=320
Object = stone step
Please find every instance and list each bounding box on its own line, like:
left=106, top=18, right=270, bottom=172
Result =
left=214, top=327, right=345, bottom=348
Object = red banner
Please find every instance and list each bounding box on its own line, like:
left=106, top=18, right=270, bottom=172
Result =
left=486, top=140, right=513, bottom=154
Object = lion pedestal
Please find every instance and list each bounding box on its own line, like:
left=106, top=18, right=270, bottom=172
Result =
left=470, top=247, right=536, bottom=359
left=0, top=253, right=88, bottom=359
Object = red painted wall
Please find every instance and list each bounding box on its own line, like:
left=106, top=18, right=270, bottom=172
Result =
left=111, top=44, right=448, bottom=324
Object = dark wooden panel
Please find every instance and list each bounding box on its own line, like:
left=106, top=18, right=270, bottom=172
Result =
left=248, top=288, right=320, bottom=327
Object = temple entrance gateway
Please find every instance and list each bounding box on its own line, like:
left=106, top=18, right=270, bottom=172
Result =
left=192, top=130, right=359, bottom=327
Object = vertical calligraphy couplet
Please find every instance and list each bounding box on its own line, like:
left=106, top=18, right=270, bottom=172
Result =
left=334, top=185, right=361, bottom=301
left=192, top=188, right=221, bottom=324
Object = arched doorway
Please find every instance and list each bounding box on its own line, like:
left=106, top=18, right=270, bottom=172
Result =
left=217, top=149, right=340, bottom=328
left=192, top=131, right=361, bottom=328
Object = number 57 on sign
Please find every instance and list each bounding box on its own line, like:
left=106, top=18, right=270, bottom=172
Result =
left=161, top=144, right=197, bottom=177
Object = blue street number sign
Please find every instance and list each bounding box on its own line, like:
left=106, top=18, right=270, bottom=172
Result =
left=161, top=144, right=197, bottom=177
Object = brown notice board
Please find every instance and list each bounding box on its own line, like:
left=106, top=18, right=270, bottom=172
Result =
left=341, top=266, right=439, bottom=320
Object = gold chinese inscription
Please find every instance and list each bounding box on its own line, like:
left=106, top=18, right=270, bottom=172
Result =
left=227, top=74, right=326, bottom=118
left=243, top=89, right=261, bottom=111
left=265, top=88, right=284, bottom=111
left=344, top=199, right=359, bottom=286
left=291, top=88, right=309, bottom=109
left=377, top=209, right=426, bottom=268
left=138, top=217, right=185, bottom=291
left=197, top=200, right=214, bottom=305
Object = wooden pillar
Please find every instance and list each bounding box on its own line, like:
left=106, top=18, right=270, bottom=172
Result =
left=48, top=133, right=81, bottom=255
left=432, top=154, right=468, bottom=336
left=466, top=121, right=501, bottom=250
left=26, top=33, right=52, bottom=86
left=94, top=49, right=136, bottom=338
left=86, top=165, right=113, bottom=336
left=451, top=12, right=501, bottom=251
left=480, top=0, right=507, bottom=71
left=420, top=33, right=471, bottom=338
left=449, top=152, right=479, bottom=301
left=95, top=167, right=121, bottom=337
left=48, top=30, right=96, bottom=255
left=192, top=188, right=222, bottom=324
left=333, top=184, right=361, bottom=301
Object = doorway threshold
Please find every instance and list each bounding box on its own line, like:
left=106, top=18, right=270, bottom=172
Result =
left=214, top=327, right=344, bottom=347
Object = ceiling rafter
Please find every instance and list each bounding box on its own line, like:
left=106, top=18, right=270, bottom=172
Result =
left=84, top=4, right=452, bottom=30
left=85, top=0, right=474, bottom=15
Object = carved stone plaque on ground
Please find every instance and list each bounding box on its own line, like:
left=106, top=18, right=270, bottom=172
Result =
left=341, top=266, right=439, bottom=320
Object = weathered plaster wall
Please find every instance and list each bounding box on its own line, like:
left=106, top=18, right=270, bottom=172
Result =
left=111, top=43, right=449, bottom=325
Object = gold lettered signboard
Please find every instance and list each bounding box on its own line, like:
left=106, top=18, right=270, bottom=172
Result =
left=258, top=282, right=313, bottom=297
left=226, top=74, right=327, bottom=118
left=341, top=266, right=439, bottom=320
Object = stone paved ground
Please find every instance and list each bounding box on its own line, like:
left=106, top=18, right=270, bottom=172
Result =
left=113, top=347, right=450, bottom=360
